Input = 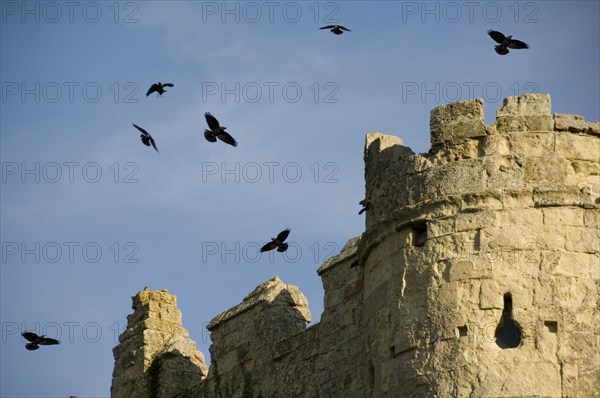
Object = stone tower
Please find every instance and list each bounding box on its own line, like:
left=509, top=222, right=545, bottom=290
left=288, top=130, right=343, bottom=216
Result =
left=111, top=94, right=599, bottom=397
left=111, top=288, right=209, bottom=398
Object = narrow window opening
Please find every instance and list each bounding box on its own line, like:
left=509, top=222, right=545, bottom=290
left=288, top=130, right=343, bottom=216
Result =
left=544, top=321, right=557, bottom=333
left=495, top=293, right=522, bottom=349
left=411, top=222, right=428, bottom=247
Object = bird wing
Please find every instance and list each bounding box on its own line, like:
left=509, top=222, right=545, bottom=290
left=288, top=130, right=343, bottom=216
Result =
left=339, top=26, right=351, bottom=31
left=276, top=243, right=289, bottom=252
left=146, top=84, right=159, bottom=97
left=163, top=83, right=174, bottom=88
left=133, top=124, right=149, bottom=136
left=260, top=242, right=277, bottom=252
left=22, top=332, right=39, bottom=342
left=320, top=25, right=335, bottom=30
left=204, top=112, right=221, bottom=130
left=39, top=337, right=60, bottom=345
left=217, top=132, right=238, bottom=147
left=25, top=343, right=39, bottom=350
left=204, top=130, right=217, bottom=142
left=507, top=39, right=529, bottom=49
left=277, top=228, right=291, bottom=243
left=149, top=137, right=159, bottom=152
left=487, top=30, right=506, bottom=44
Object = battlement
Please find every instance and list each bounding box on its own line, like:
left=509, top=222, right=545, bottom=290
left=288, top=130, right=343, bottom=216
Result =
left=112, top=94, right=599, bottom=398
left=364, top=94, right=599, bottom=232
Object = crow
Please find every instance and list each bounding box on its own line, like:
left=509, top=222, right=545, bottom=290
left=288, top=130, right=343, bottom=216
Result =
left=487, top=30, right=529, bottom=55
left=320, top=25, right=351, bottom=35
left=261, top=228, right=291, bottom=253
left=359, top=198, right=371, bottom=215
left=133, top=124, right=159, bottom=152
left=22, top=332, right=60, bottom=351
left=146, top=82, right=174, bottom=97
left=204, top=112, right=238, bottom=147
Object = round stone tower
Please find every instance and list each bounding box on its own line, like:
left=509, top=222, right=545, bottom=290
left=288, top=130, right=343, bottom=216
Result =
left=359, top=94, right=599, bottom=397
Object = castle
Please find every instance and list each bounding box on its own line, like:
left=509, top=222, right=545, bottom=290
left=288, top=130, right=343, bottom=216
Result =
left=111, top=94, right=599, bottom=397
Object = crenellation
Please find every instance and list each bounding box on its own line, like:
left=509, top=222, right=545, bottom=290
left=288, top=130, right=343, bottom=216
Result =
left=429, top=98, right=486, bottom=146
left=112, top=94, right=599, bottom=397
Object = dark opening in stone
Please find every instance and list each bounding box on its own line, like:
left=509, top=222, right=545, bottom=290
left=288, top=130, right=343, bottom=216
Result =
left=367, top=360, right=375, bottom=390
left=495, top=293, right=522, bottom=349
left=457, top=325, right=468, bottom=337
left=411, top=222, right=428, bottom=247
left=544, top=321, right=558, bottom=333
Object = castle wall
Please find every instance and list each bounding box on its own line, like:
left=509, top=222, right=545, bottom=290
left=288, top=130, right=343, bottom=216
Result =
left=111, top=94, right=599, bottom=398
left=361, top=94, right=599, bottom=397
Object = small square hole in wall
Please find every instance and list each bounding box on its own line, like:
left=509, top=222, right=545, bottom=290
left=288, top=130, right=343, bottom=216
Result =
left=544, top=321, right=558, bottom=333
left=457, top=326, right=468, bottom=337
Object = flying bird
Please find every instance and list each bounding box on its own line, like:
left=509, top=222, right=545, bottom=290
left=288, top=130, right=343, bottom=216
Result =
left=260, top=228, right=291, bottom=253
left=359, top=198, right=371, bottom=215
left=320, top=25, right=351, bottom=35
left=204, top=112, right=238, bottom=147
left=146, top=82, right=174, bottom=97
left=21, top=332, right=60, bottom=351
left=487, top=30, right=529, bottom=55
left=133, top=124, right=159, bottom=152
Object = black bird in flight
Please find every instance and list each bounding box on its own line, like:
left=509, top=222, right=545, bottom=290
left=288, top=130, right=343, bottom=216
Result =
left=261, top=228, right=291, bottom=253
left=487, top=30, right=529, bottom=55
left=22, top=332, right=60, bottom=351
left=146, top=82, right=174, bottom=97
left=204, top=112, right=238, bottom=147
left=359, top=198, right=371, bottom=215
left=320, top=25, right=351, bottom=35
left=133, top=124, right=159, bottom=152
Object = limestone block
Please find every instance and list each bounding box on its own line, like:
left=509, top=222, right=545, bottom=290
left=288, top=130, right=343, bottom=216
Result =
left=556, top=133, right=600, bottom=162
left=554, top=113, right=600, bottom=135
left=494, top=93, right=553, bottom=133
left=430, top=98, right=486, bottom=145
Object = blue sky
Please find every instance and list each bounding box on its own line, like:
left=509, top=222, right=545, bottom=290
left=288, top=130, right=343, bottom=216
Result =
left=1, top=1, right=598, bottom=396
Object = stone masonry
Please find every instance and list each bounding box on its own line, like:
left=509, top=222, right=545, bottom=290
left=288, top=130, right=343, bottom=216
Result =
left=111, top=94, right=599, bottom=397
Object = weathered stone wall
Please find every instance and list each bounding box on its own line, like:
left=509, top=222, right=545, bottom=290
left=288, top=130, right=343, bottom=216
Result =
left=111, top=94, right=599, bottom=398
left=111, top=288, right=208, bottom=398
left=360, top=93, right=599, bottom=397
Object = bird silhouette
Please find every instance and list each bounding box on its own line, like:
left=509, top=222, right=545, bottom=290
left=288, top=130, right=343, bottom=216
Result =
left=260, top=228, right=291, bottom=252
left=320, top=25, right=351, bottom=35
left=146, top=82, right=174, bottom=97
left=133, top=124, right=159, bottom=152
left=487, top=30, right=529, bottom=55
left=204, top=112, right=238, bottom=147
left=22, top=332, right=60, bottom=351
left=359, top=198, right=371, bottom=215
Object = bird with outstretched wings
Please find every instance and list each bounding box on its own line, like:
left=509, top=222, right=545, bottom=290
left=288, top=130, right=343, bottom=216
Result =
left=320, top=25, right=351, bottom=35
left=204, top=112, right=238, bottom=147
left=487, top=30, right=529, bottom=55
left=261, top=228, right=291, bottom=253
left=146, top=82, right=174, bottom=97
left=22, top=332, right=60, bottom=351
left=133, top=124, right=159, bottom=152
